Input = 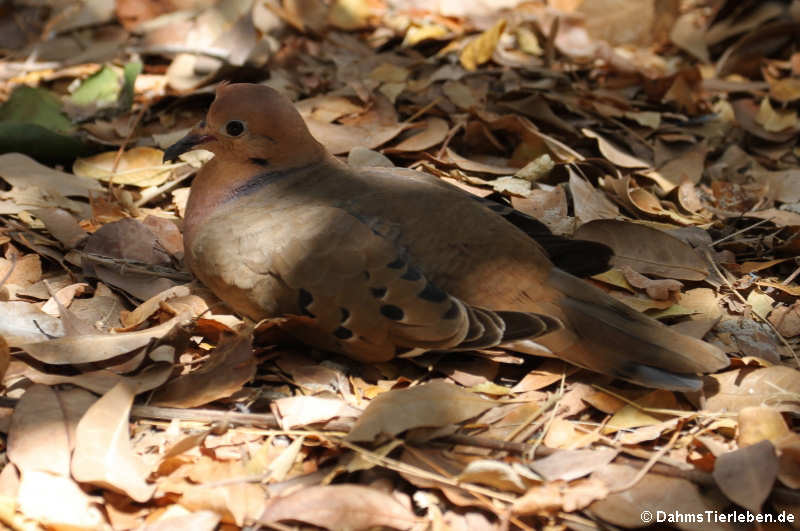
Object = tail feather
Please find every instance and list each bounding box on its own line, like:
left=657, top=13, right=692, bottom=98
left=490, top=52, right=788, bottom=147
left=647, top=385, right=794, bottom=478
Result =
left=536, top=269, right=729, bottom=390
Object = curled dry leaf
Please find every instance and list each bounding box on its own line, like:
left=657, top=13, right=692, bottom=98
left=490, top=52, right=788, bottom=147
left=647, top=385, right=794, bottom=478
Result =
left=260, top=484, right=417, bottom=530
left=575, top=219, right=708, bottom=280
left=460, top=19, right=506, bottom=71
left=346, top=380, right=496, bottom=442
left=119, top=285, right=192, bottom=329
left=72, top=381, right=155, bottom=503
left=152, top=333, right=256, bottom=408
left=620, top=266, right=683, bottom=301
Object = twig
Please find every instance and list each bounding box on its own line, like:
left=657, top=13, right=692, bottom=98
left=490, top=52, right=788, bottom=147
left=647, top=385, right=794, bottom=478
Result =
left=610, top=420, right=684, bottom=493
left=80, top=253, right=193, bottom=282
left=711, top=217, right=773, bottom=246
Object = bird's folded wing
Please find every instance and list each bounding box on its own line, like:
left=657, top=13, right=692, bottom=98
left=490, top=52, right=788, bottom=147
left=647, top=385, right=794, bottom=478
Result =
left=199, top=203, right=560, bottom=362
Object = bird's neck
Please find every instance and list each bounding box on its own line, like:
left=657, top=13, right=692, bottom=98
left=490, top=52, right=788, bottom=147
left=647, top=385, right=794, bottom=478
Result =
left=183, top=154, right=331, bottom=249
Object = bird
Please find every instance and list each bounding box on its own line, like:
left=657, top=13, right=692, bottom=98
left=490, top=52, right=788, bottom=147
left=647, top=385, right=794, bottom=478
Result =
left=164, top=82, right=729, bottom=391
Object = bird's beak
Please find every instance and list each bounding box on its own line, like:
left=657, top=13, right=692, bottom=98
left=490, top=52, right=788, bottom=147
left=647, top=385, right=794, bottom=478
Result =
left=163, top=130, right=216, bottom=163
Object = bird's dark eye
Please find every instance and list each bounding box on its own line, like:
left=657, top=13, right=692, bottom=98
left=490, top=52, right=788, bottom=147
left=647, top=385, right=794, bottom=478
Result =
left=225, top=120, right=245, bottom=136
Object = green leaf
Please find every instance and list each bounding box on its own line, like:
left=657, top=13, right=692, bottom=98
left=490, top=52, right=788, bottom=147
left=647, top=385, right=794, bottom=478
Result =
left=0, top=86, right=74, bottom=133
left=120, top=61, right=142, bottom=111
left=70, top=65, right=121, bottom=106
left=0, top=123, right=90, bottom=163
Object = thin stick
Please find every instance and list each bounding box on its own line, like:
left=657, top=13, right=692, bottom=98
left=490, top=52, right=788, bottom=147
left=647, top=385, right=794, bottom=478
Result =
left=711, top=217, right=772, bottom=246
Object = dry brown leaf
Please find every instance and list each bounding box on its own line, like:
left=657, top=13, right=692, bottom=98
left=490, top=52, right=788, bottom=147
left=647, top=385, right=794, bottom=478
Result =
left=346, top=380, right=496, bottom=442
left=40, top=282, right=89, bottom=316
left=511, top=360, right=573, bottom=392
left=22, top=362, right=174, bottom=396
left=738, top=406, right=791, bottom=447
left=119, top=285, right=192, bottom=329
left=582, top=128, right=650, bottom=168
left=8, top=384, right=71, bottom=477
left=0, top=153, right=104, bottom=198
left=590, top=464, right=725, bottom=528
left=514, top=478, right=609, bottom=516
left=531, top=449, right=618, bottom=482
left=152, top=333, right=256, bottom=408
left=457, top=460, right=528, bottom=493
left=620, top=266, right=683, bottom=300
left=388, top=118, right=449, bottom=152
left=171, top=459, right=267, bottom=526
left=575, top=219, right=708, bottom=280
left=713, top=440, right=778, bottom=513
left=769, top=302, right=800, bottom=337
left=18, top=470, right=106, bottom=529
left=73, top=147, right=172, bottom=187
left=705, top=366, right=800, bottom=414
left=19, top=312, right=189, bottom=365
left=142, top=509, right=221, bottom=531
left=71, top=382, right=156, bottom=503
left=260, top=484, right=417, bottom=530
left=568, top=170, right=620, bottom=223
left=305, top=118, right=410, bottom=155
left=30, top=208, right=87, bottom=248
left=272, top=395, right=362, bottom=429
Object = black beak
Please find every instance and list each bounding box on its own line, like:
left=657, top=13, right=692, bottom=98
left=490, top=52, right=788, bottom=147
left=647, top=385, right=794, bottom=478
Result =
left=163, top=134, right=214, bottom=163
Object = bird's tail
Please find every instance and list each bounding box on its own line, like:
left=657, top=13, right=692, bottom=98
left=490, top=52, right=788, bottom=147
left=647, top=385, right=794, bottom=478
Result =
left=532, top=268, right=730, bottom=391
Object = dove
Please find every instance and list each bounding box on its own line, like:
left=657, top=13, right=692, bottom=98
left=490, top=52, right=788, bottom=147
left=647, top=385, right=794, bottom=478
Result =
left=164, top=83, right=729, bottom=391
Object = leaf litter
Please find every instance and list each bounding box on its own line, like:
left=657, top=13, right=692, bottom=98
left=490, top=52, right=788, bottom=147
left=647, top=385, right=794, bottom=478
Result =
left=0, top=0, right=799, bottom=529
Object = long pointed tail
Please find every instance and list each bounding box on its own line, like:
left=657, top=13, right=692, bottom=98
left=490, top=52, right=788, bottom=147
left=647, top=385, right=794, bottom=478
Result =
left=537, top=269, right=730, bottom=391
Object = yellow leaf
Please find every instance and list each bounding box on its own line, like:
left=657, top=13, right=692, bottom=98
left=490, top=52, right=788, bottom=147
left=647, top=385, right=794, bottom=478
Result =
left=755, top=97, right=798, bottom=133
left=73, top=147, right=171, bottom=187
left=460, top=19, right=507, bottom=71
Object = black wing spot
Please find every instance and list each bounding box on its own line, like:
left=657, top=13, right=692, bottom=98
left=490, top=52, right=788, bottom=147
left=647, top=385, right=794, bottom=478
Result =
left=298, top=288, right=315, bottom=318
left=418, top=282, right=448, bottom=303
left=401, top=266, right=422, bottom=281
left=371, top=287, right=387, bottom=299
left=380, top=304, right=405, bottom=320
left=442, top=301, right=459, bottom=320
left=387, top=257, right=405, bottom=269
left=340, top=307, right=350, bottom=322
left=249, top=158, right=270, bottom=166
left=333, top=326, right=353, bottom=339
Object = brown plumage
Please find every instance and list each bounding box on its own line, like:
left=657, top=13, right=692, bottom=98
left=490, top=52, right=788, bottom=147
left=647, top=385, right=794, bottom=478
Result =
left=164, top=83, right=729, bottom=391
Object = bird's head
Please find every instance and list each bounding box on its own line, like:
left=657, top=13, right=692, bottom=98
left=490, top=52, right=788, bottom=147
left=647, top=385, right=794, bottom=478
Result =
left=163, top=83, right=325, bottom=167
